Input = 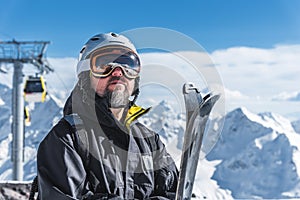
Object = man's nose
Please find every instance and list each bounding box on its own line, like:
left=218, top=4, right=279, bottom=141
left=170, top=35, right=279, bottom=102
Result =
left=111, top=67, right=124, bottom=77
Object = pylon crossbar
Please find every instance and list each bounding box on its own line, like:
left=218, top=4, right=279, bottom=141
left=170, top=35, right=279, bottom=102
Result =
left=0, top=40, right=52, bottom=73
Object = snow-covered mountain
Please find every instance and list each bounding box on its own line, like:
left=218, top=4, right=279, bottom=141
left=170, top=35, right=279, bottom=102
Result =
left=139, top=100, right=186, bottom=152
left=1, top=82, right=300, bottom=199
left=292, top=120, right=300, bottom=134
left=207, top=107, right=300, bottom=199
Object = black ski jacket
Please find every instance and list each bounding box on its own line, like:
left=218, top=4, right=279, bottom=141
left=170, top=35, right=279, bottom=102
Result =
left=37, top=83, right=178, bottom=199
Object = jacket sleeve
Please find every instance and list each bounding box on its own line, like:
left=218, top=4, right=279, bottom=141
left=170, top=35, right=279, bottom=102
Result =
left=151, top=133, right=179, bottom=199
left=37, top=119, right=89, bottom=199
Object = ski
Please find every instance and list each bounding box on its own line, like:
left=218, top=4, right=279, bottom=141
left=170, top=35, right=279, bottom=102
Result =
left=175, top=83, right=220, bottom=200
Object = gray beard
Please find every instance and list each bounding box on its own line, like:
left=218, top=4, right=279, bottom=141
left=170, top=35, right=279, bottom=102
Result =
left=109, top=89, right=130, bottom=108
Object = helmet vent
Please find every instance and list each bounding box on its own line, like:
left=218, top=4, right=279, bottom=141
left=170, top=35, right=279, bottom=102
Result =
left=90, top=37, right=99, bottom=41
left=111, top=32, right=118, bottom=37
left=80, top=46, right=86, bottom=53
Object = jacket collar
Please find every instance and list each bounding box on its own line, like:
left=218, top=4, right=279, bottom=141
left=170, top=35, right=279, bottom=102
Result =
left=64, top=82, right=151, bottom=129
left=125, top=104, right=151, bottom=129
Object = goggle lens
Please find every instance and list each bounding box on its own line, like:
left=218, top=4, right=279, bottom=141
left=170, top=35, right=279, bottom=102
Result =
left=90, top=47, right=141, bottom=78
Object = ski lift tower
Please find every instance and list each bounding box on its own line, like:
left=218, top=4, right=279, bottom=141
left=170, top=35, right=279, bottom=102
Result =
left=0, top=40, right=53, bottom=181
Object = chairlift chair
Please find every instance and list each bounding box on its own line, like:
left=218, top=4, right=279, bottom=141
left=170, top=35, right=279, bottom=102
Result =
left=24, top=75, right=47, bottom=102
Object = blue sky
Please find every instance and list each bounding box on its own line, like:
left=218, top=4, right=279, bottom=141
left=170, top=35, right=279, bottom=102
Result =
left=1, top=0, right=300, bottom=57
left=1, top=0, right=300, bottom=119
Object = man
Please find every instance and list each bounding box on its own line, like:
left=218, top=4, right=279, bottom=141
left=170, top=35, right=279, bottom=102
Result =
left=37, top=32, right=178, bottom=199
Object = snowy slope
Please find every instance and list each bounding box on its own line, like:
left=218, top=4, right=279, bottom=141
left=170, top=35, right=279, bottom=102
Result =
left=192, top=159, right=233, bottom=200
left=207, top=107, right=300, bottom=199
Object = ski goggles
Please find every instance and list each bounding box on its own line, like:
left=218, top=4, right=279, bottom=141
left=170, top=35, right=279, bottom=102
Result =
left=89, top=46, right=141, bottom=79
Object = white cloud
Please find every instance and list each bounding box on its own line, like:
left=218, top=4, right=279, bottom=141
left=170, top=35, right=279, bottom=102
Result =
left=211, top=45, right=300, bottom=98
left=224, top=88, right=249, bottom=100
left=272, top=91, right=300, bottom=101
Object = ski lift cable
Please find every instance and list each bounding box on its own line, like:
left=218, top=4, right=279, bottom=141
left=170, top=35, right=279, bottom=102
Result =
left=52, top=69, right=69, bottom=93
left=43, top=68, right=70, bottom=103
left=44, top=67, right=71, bottom=107
left=39, top=57, right=69, bottom=94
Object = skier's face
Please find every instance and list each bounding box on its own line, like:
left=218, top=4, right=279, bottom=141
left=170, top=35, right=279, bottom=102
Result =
left=90, top=67, right=135, bottom=98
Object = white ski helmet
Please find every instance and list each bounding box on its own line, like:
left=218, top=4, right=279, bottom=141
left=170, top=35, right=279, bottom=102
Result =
left=76, top=32, right=140, bottom=77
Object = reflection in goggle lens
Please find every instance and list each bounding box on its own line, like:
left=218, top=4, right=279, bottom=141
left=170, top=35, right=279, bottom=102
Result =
left=91, top=48, right=141, bottom=78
